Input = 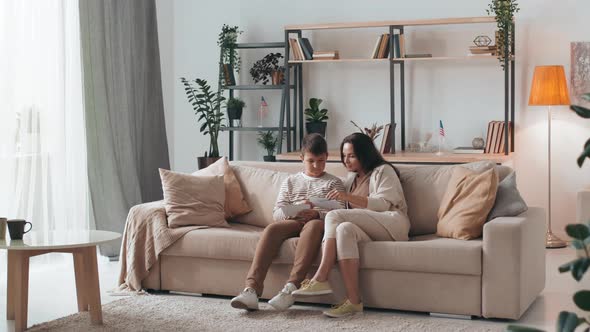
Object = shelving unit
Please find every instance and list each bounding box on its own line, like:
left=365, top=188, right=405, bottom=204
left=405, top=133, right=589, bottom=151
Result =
left=280, top=16, right=515, bottom=160
left=218, top=42, right=301, bottom=160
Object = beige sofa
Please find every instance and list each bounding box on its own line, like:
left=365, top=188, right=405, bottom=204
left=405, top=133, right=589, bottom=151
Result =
left=141, top=161, right=545, bottom=320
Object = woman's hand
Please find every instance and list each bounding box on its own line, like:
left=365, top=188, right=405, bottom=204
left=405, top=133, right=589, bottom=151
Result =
left=327, top=189, right=347, bottom=201
left=295, top=209, right=320, bottom=222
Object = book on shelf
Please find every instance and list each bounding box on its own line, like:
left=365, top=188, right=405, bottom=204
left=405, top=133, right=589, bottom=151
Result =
left=405, top=54, right=433, bottom=58
left=399, top=33, right=406, bottom=58
left=290, top=38, right=306, bottom=61
left=300, top=38, right=314, bottom=60
left=370, top=34, right=382, bottom=58
left=484, top=120, right=512, bottom=153
left=295, top=38, right=307, bottom=60
left=312, top=51, right=339, bottom=60
left=469, top=45, right=496, bottom=55
left=222, top=64, right=236, bottom=86
left=453, top=147, right=485, bottom=154
left=375, top=34, right=390, bottom=59
left=393, top=34, right=401, bottom=58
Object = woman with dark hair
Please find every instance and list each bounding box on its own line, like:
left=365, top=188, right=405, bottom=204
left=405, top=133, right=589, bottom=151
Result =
left=292, top=133, right=410, bottom=317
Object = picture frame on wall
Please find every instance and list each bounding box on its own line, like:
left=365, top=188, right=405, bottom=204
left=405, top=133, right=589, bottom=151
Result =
left=571, top=42, right=590, bottom=107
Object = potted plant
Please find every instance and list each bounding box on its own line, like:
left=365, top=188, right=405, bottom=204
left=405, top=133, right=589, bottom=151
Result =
left=486, top=0, right=519, bottom=70
left=218, top=24, right=242, bottom=72
left=257, top=131, right=280, bottom=162
left=180, top=77, right=225, bottom=169
left=350, top=121, right=384, bottom=141
left=250, top=53, right=284, bottom=85
left=226, top=97, right=246, bottom=125
left=304, top=98, right=329, bottom=137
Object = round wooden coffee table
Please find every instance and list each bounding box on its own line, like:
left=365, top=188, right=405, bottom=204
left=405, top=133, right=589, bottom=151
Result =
left=0, top=230, right=121, bottom=332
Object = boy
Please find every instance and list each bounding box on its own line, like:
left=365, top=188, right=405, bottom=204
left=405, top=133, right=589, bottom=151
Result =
left=231, top=133, right=345, bottom=311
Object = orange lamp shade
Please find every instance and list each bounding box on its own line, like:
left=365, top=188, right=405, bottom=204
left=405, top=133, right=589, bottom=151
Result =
left=528, top=65, right=571, bottom=106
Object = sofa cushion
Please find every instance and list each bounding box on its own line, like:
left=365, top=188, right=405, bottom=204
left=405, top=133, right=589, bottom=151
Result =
left=192, top=157, right=252, bottom=220
left=159, top=169, right=227, bottom=228
left=163, top=224, right=482, bottom=276
left=487, top=171, right=528, bottom=221
left=436, top=167, right=499, bottom=240
left=399, top=161, right=496, bottom=236
left=231, top=166, right=291, bottom=227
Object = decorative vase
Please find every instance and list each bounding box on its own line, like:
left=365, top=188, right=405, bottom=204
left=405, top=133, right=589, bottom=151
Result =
left=263, top=155, right=276, bottom=162
left=197, top=156, right=221, bottom=170
left=472, top=137, right=485, bottom=149
left=271, top=71, right=284, bottom=85
left=305, top=122, right=327, bottom=137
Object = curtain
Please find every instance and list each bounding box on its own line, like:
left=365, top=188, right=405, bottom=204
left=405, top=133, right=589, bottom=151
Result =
left=79, top=0, right=170, bottom=259
left=0, top=1, right=90, bottom=232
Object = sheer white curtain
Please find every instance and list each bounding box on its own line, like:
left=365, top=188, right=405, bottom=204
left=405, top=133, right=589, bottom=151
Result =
left=0, top=0, right=89, bottom=232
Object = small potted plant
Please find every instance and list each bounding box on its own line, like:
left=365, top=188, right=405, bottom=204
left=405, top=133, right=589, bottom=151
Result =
left=218, top=24, right=242, bottom=72
left=250, top=52, right=284, bottom=85
left=180, top=77, right=225, bottom=169
left=304, top=98, right=329, bottom=137
left=486, top=0, right=519, bottom=69
left=257, top=131, right=280, bottom=162
left=226, top=97, right=246, bottom=126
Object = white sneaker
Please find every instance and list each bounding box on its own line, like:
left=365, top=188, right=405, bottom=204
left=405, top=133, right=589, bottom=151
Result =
left=268, top=283, right=297, bottom=310
left=230, top=287, right=259, bottom=310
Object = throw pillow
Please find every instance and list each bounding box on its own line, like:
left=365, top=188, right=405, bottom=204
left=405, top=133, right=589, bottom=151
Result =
left=486, top=171, right=528, bottom=221
left=159, top=168, right=228, bottom=228
left=192, top=157, right=252, bottom=220
left=399, top=161, right=496, bottom=236
left=436, top=167, right=498, bottom=240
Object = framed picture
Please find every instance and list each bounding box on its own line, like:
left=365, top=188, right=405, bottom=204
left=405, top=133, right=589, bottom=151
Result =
left=223, top=64, right=236, bottom=86
left=571, top=42, right=590, bottom=107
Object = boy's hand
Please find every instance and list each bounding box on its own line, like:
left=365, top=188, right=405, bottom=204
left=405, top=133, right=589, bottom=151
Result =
left=302, top=200, right=315, bottom=209
left=295, top=209, right=320, bottom=222
left=327, top=189, right=347, bottom=201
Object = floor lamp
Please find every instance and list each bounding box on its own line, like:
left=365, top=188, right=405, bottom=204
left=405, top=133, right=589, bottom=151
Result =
left=528, top=65, right=570, bottom=249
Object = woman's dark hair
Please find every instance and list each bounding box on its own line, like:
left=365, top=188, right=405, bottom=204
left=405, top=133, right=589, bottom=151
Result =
left=340, top=132, right=399, bottom=176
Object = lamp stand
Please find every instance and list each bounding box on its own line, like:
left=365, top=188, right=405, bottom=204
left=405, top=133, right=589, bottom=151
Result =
left=546, top=106, right=567, bottom=249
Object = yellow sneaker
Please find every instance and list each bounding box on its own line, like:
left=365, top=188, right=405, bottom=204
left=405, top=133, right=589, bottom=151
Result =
left=291, top=279, right=333, bottom=296
left=323, top=299, right=363, bottom=318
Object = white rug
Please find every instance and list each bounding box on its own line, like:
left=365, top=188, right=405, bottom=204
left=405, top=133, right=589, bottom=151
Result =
left=28, top=294, right=506, bottom=331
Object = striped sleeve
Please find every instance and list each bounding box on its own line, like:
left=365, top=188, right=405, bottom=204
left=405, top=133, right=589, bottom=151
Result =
left=272, top=177, right=292, bottom=221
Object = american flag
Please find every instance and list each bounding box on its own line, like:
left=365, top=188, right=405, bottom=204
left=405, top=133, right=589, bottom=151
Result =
left=439, top=120, right=445, bottom=137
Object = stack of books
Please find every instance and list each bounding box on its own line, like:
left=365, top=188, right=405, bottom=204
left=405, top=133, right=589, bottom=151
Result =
left=469, top=45, right=496, bottom=55
left=313, top=51, right=339, bottom=60
left=484, top=120, right=513, bottom=153
left=453, top=147, right=484, bottom=154
left=289, top=37, right=314, bottom=61
left=370, top=33, right=405, bottom=59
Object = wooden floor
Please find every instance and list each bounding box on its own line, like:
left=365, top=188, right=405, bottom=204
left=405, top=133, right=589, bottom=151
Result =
left=277, top=150, right=512, bottom=165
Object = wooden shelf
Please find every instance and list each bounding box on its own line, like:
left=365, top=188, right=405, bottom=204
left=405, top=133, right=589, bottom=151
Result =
left=225, top=85, right=294, bottom=90
left=276, top=150, right=512, bottom=165
left=285, top=16, right=496, bottom=31
left=289, top=58, right=389, bottom=63
left=220, top=126, right=295, bottom=132
left=235, top=42, right=285, bottom=49
left=289, top=56, right=502, bottom=64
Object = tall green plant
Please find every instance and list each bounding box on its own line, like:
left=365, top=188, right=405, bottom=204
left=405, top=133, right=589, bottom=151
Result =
left=486, top=0, right=519, bottom=70
left=508, top=93, right=590, bottom=332
left=257, top=131, right=280, bottom=157
left=180, top=78, right=225, bottom=158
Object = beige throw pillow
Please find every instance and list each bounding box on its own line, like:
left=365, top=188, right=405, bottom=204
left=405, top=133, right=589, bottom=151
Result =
left=192, top=157, right=252, bottom=220
left=436, top=167, right=498, bottom=240
left=159, top=168, right=228, bottom=228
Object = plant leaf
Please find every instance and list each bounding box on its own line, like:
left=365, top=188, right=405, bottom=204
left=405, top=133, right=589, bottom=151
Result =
left=582, top=93, right=590, bottom=102
left=578, top=139, right=590, bottom=167
left=571, top=105, right=590, bottom=119
left=556, top=311, right=583, bottom=332
left=572, top=240, right=585, bottom=250
left=566, top=224, right=590, bottom=240
left=574, top=290, right=590, bottom=311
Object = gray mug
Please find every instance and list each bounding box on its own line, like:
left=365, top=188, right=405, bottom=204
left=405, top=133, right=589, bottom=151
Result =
left=7, top=219, right=32, bottom=240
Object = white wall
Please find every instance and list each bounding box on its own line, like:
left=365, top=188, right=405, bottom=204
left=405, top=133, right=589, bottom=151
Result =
left=158, top=0, right=590, bottom=238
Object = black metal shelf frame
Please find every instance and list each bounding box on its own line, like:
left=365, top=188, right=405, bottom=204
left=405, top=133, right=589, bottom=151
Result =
left=283, top=21, right=515, bottom=156
left=218, top=41, right=301, bottom=160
